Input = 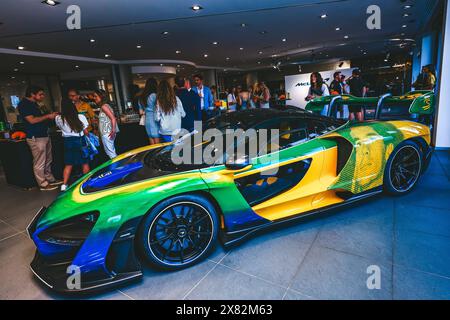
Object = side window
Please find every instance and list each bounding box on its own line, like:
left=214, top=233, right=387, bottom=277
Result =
left=255, top=117, right=308, bottom=153
left=307, top=120, right=328, bottom=139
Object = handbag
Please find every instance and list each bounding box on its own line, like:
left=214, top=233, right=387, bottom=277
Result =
left=139, top=113, right=146, bottom=126
left=81, top=133, right=99, bottom=160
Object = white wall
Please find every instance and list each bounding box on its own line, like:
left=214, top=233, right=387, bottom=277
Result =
left=436, top=0, right=450, bottom=148
left=285, top=68, right=355, bottom=109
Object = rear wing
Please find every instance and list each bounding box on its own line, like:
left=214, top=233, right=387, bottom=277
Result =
left=305, top=91, right=435, bottom=124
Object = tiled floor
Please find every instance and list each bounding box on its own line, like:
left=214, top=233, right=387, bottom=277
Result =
left=1, top=151, right=450, bottom=300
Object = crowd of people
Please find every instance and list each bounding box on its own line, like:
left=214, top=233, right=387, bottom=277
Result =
left=15, top=65, right=436, bottom=192
left=17, top=85, right=119, bottom=191
left=305, top=68, right=369, bottom=121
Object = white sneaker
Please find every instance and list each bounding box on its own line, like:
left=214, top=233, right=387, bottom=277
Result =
left=60, top=184, right=67, bottom=192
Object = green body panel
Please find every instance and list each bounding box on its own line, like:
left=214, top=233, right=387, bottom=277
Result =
left=38, top=170, right=209, bottom=232
left=305, top=92, right=435, bottom=116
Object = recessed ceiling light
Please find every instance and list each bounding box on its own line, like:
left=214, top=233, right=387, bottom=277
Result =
left=160, top=63, right=164, bottom=66
left=344, top=35, right=349, bottom=39
left=335, top=27, right=341, bottom=31
left=177, top=64, right=181, bottom=67
left=104, top=54, right=111, bottom=58
left=259, top=31, right=268, bottom=35
left=239, top=47, right=244, bottom=50
left=257, top=61, right=261, bottom=64
left=203, top=54, right=208, bottom=58
left=226, top=57, right=230, bottom=60
left=89, top=39, right=96, bottom=43
left=19, top=61, right=25, bottom=65
left=404, top=5, right=412, bottom=9
left=240, top=23, right=247, bottom=27
left=75, top=65, right=80, bottom=68
left=17, top=46, right=25, bottom=50
left=363, top=52, right=367, bottom=55
left=11, top=76, right=15, bottom=79
left=41, top=0, right=60, bottom=6
left=175, top=50, right=181, bottom=54
left=13, top=68, right=18, bottom=72
left=161, top=31, right=169, bottom=35
left=320, top=14, right=327, bottom=19
left=282, top=38, right=287, bottom=42
left=212, top=41, right=218, bottom=45
left=191, top=5, right=203, bottom=11
left=136, top=45, right=142, bottom=49
left=258, top=51, right=263, bottom=54
left=403, top=13, right=410, bottom=17
left=402, top=24, right=407, bottom=28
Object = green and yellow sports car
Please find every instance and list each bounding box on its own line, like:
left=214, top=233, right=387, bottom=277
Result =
left=28, top=91, right=434, bottom=292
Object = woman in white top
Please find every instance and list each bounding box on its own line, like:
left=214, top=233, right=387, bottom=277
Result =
left=93, top=89, right=119, bottom=159
left=155, top=80, right=186, bottom=142
left=305, top=72, right=330, bottom=115
left=227, top=87, right=238, bottom=112
left=258, top=82, right=271, bottom=109
left=55, top=99, right=90, bottom=191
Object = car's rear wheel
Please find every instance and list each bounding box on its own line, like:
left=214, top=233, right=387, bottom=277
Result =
left=384, top=140, right=422, bottom=195
left=138, top=194, right=219, bottom=270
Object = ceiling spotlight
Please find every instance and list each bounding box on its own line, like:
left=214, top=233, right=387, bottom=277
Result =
left=258, top=51, right=263, bottom=54
left=104, top=54, right=111, bottom=58
left=403, top=13, right=410, bottom=17
left=335, top=27, right=341, bottom=31
left=75, top=65, right=80, bottom=68
left=402, top=24, right=407, bottom=28
left=344, top=35, right=349, bottom=39
left=282, top=38, right=287, bottom=42
left=13, top=68, right=18, bottom=72
left=17, top=46, right=25, bottom=50
left=175, top=50, right=181, bottom=54
left=404, top=5, right=412, bottom=9
left=226, top=57, right=230, bottom=60
left=203, top=54, right=208, bottom=58
left=320, top=14, right=328, bottom=19
left=240, top=23, right=247, bottom=27
left=160, top=63, right=164, bottom=66
left=11, top=76, right=15, bottom=79
left=42, top=0, right=60, bottom=6
left=212, top=41, right=218, bottom=45
left=136, top=45, right=142, bottom=49
left=161, top=31, right=169, bottom=35
left=89, top=39, right=96, bottom=43
left=19, top=61, right=25, bottom=65
left=177, top=64, right=181, bottom=67
left=239, top=47, right=244, bottom=50
left=191, top=5, right=203, bottom=11
left=257, top=61, right=262, bottom=64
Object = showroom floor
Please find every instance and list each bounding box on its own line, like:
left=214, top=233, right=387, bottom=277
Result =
left=1, top=151, right=450, bottom=300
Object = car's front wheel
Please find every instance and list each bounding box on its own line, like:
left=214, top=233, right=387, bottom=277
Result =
left=384, top=140, right=423, bottom=195
left=138, top=194, right=219, bottom=270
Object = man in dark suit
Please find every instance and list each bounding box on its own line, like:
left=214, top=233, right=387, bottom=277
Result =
left=175, top=77, right=202, bottom=132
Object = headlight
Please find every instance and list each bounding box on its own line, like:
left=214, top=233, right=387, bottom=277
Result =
left=38, top=212, right=99, bottom=246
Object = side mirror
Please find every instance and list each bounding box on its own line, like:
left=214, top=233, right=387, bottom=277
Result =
left=225, top=156, right=251, bottom=171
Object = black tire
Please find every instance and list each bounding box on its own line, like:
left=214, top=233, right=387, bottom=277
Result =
left=137, top=194, right=219, bottom=270
left=384, top=140, right=423, bottom=195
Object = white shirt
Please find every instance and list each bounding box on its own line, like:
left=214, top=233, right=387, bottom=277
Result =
left=155, top=97, right=186, bottom=136
left=227, top=93, right=237, bottom=111
left=55, top=114, right=88, bottom=137
left=197, top=86, right=205, bottom=110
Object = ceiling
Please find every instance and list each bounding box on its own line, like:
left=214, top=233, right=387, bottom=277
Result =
left=0, top=0, right=440, bottom=76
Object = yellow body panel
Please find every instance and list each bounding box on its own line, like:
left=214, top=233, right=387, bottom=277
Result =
left=251, top=147, right=342, bottom=221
